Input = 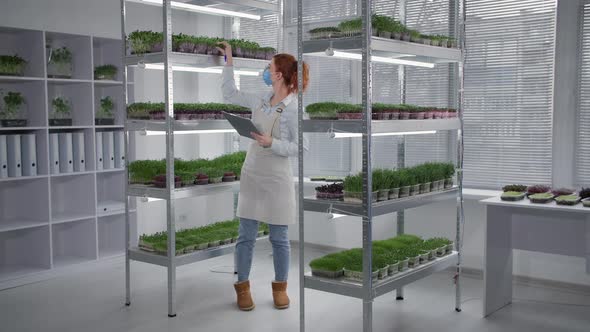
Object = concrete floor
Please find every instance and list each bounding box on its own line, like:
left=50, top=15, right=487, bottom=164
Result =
left=1, top=242, right=589, bottom=332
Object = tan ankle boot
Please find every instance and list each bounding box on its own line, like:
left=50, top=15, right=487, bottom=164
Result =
left=234, top=280, right=255, bottom=311
left=272, top=281, right=290, bottom=309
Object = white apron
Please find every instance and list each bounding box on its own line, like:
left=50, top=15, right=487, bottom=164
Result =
left=237, top=104, right=296, bottom=225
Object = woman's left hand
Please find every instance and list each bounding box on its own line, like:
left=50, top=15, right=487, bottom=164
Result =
left=252, top=132, right=273, bottom=148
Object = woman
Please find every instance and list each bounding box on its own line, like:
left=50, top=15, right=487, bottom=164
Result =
left=217, top=41, right=309, bottom=311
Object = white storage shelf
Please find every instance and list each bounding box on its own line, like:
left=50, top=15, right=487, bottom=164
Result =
left=0, top=26, right=132, bottom=287
left=303, top=36, right=462, bottom=64
left=302, top=118, right=461, bottom=134
left=125, top=52, right=269, bottom=71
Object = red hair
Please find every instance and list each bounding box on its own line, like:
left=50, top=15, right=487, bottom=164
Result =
left=273, top=53, right=309, bottom=94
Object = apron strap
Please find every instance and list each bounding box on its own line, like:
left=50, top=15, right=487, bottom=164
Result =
left=269, top=106, right=284, bottom=138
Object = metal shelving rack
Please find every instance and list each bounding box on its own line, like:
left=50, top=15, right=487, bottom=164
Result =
left=296, top=0, right=466, bottom=331
left=120, top=0, right=280, bottom=317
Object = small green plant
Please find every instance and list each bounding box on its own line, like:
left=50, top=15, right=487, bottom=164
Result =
left=94, top=65, right=118, bottom=80
left=50, top=47, right=72, bottom=64
left=343, top=174, right=363, bottom=192
left=1, top=91, right=25, bottom=119
left=51, top=97, right=71, bottom=117
left=502, top=184, right=527, bottom=192
left=98, top=96, right=114, bottom=118
left=0, top=55, right=27, bottom=76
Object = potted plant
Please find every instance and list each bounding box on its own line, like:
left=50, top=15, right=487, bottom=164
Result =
left=309, top=255, right=344, bottom=278
left=409, top=30, right=421, bottom=43
left=388, top=170, right=400, bottom=200
left=0, top=91, right=27, bottom=127
left=153, top=174, right=182, bottom=188
left=94, top=64, right=118, bottom=80
left=527, top=184, right=551, bottom=197
left=222, top=171, right=236, bottom=182
left=555, top=195, right=580, bottom=206
left=173, top=33, right=195, bottom=53
left=315, top=183, right=344, bottom=200
left=338, top=18, right=362, bottom=37
left=0, top=55, right=27, bottom=76
left=398, top=169, right=412, bottom=198
left=96, top=96, right=115, bottom=125
left=49, top=96, right=72, bottom=126
left=343, top=174, right=362, bottom=203
left=420, top=34, right=431, bottom=45
left=529, top=192, right=554, bottom=204
left=373, top=169, right=390, bottom=201
left=309, top=27, right=341, bottom=40
left=47, top=47, right=73, bottom=78
left=194, top=173, right=209, bottom=185
left=580, top=188, right=590, bottom=207
left=398, top=105, right=411, bottom=120
left=409, top=106, right=426, bottom=120
left=444, top=163, right=455, bottom=189
left=206, top=169, right=223, bottom=184
left=501, top=191, right=526, bottom=201
left=306, top=102, right=339, bottom=120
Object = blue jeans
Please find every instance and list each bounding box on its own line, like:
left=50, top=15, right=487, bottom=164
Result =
left=236, top=218, right=290, bottom=282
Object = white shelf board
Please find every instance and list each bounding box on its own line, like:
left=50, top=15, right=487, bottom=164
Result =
left=125, top=52, right=268, bottom=71
left=0, top=219, right=48, bottom=232
left=303, top=37, right=462, bottom=64
left=0, top=265, right=49, bottom=282
left=47, top=78, right=93, bottom=85
left=96, top=125, right=124, bottom=129
left=94, top=80, right=123, bottom=86
left=303, top=187, right=459, bottom=217
left=304, top=252, right=458, bottom=299
left=50, top=171, right=95, bottom=178
left=52, top=255, right=96, bottom=269
left=0, top=75, right=45, bottom=82
left=0, top=126, right=46, bottom=132
left=480, top=196, right=590, bottom=214
left=98, top=209, right=136, bottom=218
left=303, top=118, right=461, bottom=134
left=128, top=181, right=240, bottom=200
left=51, top=213, right=95, bottom=225
left=0, top=175, right=48, bottom=183
left=48, top=126, right=93, bottom=130
left=126, top=119, right=235, bottom=132
left=96, top=168, right=125, bottom=173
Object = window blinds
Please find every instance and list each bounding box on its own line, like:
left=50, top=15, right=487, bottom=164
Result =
left=576, top=1, right=590, bottom=187
left=463, top=0, right=557, bottom=188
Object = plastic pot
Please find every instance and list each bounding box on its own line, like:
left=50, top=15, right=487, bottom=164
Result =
left=444, top=178, right=454, bottom=189
left=402, top=33, right=411, bottom=42
left=389, top=188, right=400, bottom=200
left=388, top=262, right=400, bottom=276
left=422, top=38, right=431, bottom=45
left=378, top=266, right=389, bottom=279
left=409, top=112, right=425, bottom=120
left=379, top=31, right=392, bottom=39
left=408, top=256, right=420, bottom=268
left=208, top=240, right=221, bottom=248
left=419, top=183, right=431, bottom=194
left=209, top=177, right=223, bottom=184
left=47, top=61, right=73, bottom=78
left=177, top=42, right=195, bottom=53
left=257, top=230, right=264, bottom=237
left=399, top=186, right=411, bottom=198
left=223, top=175, right=237, bottom=182
left=582, top=198, right=590, bottom=208
left=49, top=118, right=73, bottom=126
left=436, top=246, right=446, bottom=257
left=393, top=32, right=402, bottom=40
left=95, top=118, right=114, bottom=126
left=343, top=191, right=362, bottom=204
left=378, top=189, right=389, bottom=201
left=410, top=184, right=420, bottom=196
left=399, top=112, right=410, bottom=120
left=344, top=269, right=379, bottom=282
left=195, top=243, right=209, bottom=250
left=419, top=252, right=430, bottom=263
left=151, top=42, right=163, bottom=53
left=399, top=258, right=410, bottom=271
left=446, top=243, right=454, bottom=253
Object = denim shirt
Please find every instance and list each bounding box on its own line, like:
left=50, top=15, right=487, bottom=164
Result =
left=221, top=66, right=309, bottom=157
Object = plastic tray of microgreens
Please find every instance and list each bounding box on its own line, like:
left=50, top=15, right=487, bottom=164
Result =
left=582, top=198, right=590, bottom=208
left=554, top=195, right=581, bottom=206
left=528, top=193, right=554, bottom=204
left=501, top=191, right=526, bottom=201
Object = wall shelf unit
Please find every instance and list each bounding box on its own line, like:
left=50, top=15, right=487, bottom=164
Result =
left=296, top=1, right=466, bottom=331
left=0, top=25, right=129, bottom=289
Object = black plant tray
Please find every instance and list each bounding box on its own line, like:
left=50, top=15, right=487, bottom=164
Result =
left=0, top=119, right=27, bottom=127
left=49, top=119, right=73, bottom=126
left=95, top=118, right=115, bottom=126
left=529, top=196, right=554, bottom=204
left=555, top=198, right=581, bottom=206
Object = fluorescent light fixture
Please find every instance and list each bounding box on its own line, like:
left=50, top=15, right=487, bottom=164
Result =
left=142, top=63, right=260, bottom=76
left=128, top=0, right=261, bottom=20
left=328, top=213, right=347, bottom=220
left=332, top=130, right=437, bottom=138
left=141, top=129, right=237, bottom=136
left=331, top=51, right=435, bottom=68
left=141, top=197, right=163, bottom=203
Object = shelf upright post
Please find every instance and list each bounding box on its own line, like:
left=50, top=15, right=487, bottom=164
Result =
left=162, top=0, right=177, bottom=318
left=361, top=0, right=374, bottom=331
left=121, top=0, right=131, bottom=307
left=395, top=0, right=407, bottom=302
left=297, top=0, right=305, bottom=331
left=454, top=0, right=466, bottom=313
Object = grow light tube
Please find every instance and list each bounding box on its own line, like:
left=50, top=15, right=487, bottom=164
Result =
left=142, top=63, right=260, bottom=76
left=330, top=51, right=435, bottom=69
left=141, top=129, right=237, bottom=136
left=332, top=130, right=437, bottom=139
left=127, top=0, right=262, bottom=20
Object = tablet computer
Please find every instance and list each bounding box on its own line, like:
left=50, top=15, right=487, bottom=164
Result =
left=223, top=112, right=261, bottom=139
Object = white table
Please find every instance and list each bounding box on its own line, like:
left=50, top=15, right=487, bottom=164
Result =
left=480, top=196, right=590, bottom=317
